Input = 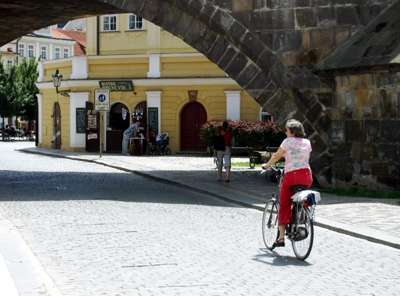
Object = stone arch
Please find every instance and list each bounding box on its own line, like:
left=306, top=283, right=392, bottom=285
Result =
left=0, top=0, right=333, bottom=182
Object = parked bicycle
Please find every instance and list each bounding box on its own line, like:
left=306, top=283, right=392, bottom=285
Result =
left=261, top=166, right=321, bottom=260
left=148, top=132, right=171, bottom=155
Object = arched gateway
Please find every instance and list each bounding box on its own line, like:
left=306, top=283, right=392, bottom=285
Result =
left=2, top=0, right=398, bottom=187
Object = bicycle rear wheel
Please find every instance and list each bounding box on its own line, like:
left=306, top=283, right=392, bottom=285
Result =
left=291, top=208, right=314, bottom=260
left=262, top=199, right=279, bottom=250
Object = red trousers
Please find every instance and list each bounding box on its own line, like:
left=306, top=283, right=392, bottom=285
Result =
left=279, top=168, right=313, bottom=225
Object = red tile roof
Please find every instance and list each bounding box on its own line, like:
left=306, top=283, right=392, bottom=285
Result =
left=51, top=28, right=86, bottom=56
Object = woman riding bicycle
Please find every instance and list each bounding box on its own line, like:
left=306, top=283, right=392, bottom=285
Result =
left=262, top=119, right=313, bottom=248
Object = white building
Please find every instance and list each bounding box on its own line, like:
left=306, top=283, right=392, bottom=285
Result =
left=1, top=32, right=75, bottom=68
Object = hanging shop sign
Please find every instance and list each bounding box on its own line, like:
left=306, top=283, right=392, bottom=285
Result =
left=95, top=89, right=110, bottom=111
left=99, top=80, right=134, bottom=92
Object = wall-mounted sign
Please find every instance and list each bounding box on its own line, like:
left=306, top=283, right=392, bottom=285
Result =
left=76, top=108, right=86, bottom=134
left=99, top=80, right=134, bottom=92
left=95, top=89, right=110, bottom=111
left=87, top=112, right=97, bottom=130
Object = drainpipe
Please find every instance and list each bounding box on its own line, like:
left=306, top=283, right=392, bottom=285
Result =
left=15, top=38, right=21, bottom=65
left=96, top=16, right=100, bottom=56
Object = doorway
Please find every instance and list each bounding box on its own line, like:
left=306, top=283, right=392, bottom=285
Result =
left=52, top=102, right=61, bottom=149
left=180, top=101, right=207, bottom=151
left=107, top=103, right=130, bottom=153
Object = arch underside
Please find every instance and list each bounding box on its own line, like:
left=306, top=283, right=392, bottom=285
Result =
left=0, top=0, right=332, bottom=182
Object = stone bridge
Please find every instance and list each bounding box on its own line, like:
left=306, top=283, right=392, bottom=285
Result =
left=0, top=0, right=397, bottom=188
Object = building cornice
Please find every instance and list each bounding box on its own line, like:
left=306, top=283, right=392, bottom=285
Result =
left=36, top=77, right=237, bottom=90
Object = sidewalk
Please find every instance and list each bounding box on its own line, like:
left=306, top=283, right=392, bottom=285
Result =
left=20, top=146, right=400, bottom=249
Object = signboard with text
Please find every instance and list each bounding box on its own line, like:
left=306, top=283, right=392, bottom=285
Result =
left=99, top=80, right=134, bottom=92
left=95, top=89, right=110, bottom=111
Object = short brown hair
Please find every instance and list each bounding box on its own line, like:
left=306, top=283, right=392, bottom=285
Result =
left=286, top=119, right=306, bottom=138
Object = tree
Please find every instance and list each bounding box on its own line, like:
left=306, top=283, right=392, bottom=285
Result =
left=0, top=62, right=18, bottom=139
left=15, top=58, right=39, bottom=129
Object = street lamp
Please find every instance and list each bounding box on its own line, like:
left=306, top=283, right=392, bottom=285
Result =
left=52, top=69, right=69, bottom=97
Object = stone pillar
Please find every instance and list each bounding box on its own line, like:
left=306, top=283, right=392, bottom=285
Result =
left=146, top=91, right=162, bottom=135
left=225, top=91, right=241, bottom=120
left=69, top=92, right=89, bottom=148
left=70, top=56, right=88, bottom=79
left=147, top=54, right=160, bottom=78
left=36, top=94, right=43, bottom=145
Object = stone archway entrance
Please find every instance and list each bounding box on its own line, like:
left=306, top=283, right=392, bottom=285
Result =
left=107, top=102, right=130, bottom=153
left=52, top=102, right=61, bottom=149
left=5, top=0, right=395, bottom=186
left=180, top=101, right=207, bottom=152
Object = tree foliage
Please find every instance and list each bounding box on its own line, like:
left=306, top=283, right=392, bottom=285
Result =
left=0, top=58, right=39, bottom=122
left=0, top=62, right=18, bottom=119
left=15, top=58, right=39, bottom=121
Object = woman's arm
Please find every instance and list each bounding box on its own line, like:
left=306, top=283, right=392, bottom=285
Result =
left=262, top=147, right=286, bottom=169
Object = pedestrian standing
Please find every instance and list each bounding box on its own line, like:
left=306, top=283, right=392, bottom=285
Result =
left=122, top=117, right=139, bottom=155
left=212, top=126, right=225, bottom=181
left=221, top=121, right=232, bottom=182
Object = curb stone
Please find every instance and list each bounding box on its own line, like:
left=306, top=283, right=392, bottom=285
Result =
left=18, top=148, right=400, bottom=250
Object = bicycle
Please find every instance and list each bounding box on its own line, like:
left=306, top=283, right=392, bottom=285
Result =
left=261, top=166, right=320, bottom=260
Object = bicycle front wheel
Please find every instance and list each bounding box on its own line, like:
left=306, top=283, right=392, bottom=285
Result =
left=291, top=208, right=314, bottom=260
left=262, top=199, right=279, bottom=250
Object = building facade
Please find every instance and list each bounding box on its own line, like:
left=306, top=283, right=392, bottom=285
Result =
left=0, top=28, right=77, bottom=130
left=36, top=14, right=261, bottom=153
left=1, top=33, right=75, bottom=67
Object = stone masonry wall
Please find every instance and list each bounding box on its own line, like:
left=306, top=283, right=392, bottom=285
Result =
left=1, top=0, right=398, bottom=189
left=332, top=71, right=400, bottom=190
left=214, top=0, right=394, bottom=65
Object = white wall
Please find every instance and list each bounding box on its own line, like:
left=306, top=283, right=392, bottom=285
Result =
left=69, top=92, right=88, bottom=148
left=225, top=91, right=241, bottom=120
left=37, top=94, right=43, bottom=144
left=146, top=91, right=162, bottom=134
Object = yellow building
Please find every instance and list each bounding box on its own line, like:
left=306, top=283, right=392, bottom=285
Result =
left=36, top=14, right=261, bottom=153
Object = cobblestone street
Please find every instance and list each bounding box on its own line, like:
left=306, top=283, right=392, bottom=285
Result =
left=0, top=142, right=399, bottom=296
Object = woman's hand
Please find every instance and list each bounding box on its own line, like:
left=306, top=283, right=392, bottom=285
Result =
left=261, top=163, right=270, bottom=170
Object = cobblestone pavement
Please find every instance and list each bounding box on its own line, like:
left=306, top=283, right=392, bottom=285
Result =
left=2, top=142, right=400, bottom=296
left=24, top=144, right=400, bottom=239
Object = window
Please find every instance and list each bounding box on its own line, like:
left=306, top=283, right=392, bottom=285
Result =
left=18, top=43, right=25, bottom=56
left=54, top=47, right=61, bottom=59
left=40, top=46, right=48, bottom=60
left=28, top=44, right=35, bottom=58
left=103, top=15, right=117, bottom=31
left=6, top=60, right=13, bottom=67
left=128, top=14, right=143, bottom=30
left=63, top=48, right=69, bottom=58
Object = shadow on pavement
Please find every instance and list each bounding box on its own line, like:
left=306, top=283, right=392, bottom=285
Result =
left=0, top=169, right=242, bottom=208
left=252, top=250, right=312, bottom=267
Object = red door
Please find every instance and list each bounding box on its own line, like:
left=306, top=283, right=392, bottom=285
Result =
left=180, top=102, right=207, bottom=151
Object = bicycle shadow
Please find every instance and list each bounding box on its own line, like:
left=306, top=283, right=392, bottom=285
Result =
left=252, top=248, right=312, bottom=267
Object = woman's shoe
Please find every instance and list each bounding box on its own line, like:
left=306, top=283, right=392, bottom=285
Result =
left=272, top=238, right=285, bottom=248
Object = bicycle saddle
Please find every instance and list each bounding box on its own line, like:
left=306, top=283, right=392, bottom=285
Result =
left=291, top=185, right=308, bottom=193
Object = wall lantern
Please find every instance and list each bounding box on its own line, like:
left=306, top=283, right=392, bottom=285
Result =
left=52, top=69, right=70, bottom=97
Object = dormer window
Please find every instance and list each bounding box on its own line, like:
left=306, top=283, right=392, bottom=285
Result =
left=128, top=14, right=143, bottom=30
left=103, top=15, right=117, bottom=32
